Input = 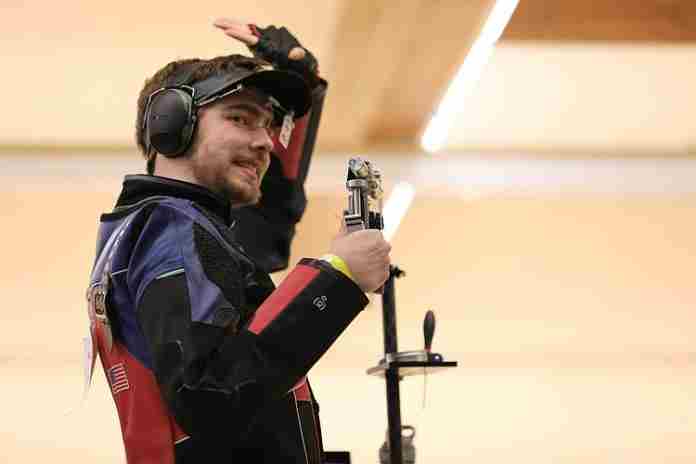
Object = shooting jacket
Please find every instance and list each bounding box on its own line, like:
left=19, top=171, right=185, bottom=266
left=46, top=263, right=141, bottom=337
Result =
left=86, top=81, right=366, bottom=463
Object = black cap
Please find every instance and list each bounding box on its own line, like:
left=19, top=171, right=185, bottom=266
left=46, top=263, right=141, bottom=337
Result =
left=192, top=64, right=312, bottom=117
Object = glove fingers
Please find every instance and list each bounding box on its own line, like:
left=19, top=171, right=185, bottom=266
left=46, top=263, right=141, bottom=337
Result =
left=278, top=26, right=301, bottom=50
left=248, top=24, right=319, bottom=84
left=213, top=18, right=259, bottom=46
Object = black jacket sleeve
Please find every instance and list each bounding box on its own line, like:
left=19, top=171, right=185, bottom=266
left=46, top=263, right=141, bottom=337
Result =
left=136, top=255, right=366, bottom=442
left=230, top=81, right=327, bottom=273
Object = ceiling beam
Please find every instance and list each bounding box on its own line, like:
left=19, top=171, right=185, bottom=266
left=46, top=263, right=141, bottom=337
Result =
left=318, top=0, right=495, bottom=152
left=318, top=1, right=425, bottom=152
left=366, top=1, right=495, bottom=147
left=502, top=0, right=696, bottom=42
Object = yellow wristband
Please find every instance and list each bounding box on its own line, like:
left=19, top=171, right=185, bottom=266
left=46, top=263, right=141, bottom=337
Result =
left=320, top=254, right=355, bottom=282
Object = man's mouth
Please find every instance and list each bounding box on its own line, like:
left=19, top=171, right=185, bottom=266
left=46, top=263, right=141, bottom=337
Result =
left=234, top=162, right=259, bottom=183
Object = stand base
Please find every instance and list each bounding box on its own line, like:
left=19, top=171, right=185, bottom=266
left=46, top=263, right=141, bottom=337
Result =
left=367, top=350, right=458, bottom=377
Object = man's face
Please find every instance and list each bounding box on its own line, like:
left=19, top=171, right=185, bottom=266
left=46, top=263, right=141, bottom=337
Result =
left=188, top=88, right=275, bottom=206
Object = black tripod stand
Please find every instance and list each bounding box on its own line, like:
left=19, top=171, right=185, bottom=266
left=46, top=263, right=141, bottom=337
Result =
left=368, top=266, right=457, bottom=464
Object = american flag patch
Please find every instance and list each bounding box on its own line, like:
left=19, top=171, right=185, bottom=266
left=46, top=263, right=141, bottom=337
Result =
left=108, top=363, right=130, bottom=394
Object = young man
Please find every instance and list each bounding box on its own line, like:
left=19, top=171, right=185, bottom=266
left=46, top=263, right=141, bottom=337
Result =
left=86, top=20, right=390, bottom=463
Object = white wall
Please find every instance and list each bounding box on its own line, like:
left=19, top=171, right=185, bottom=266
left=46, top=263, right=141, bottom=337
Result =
left=1, top=153, right=695, bottom=463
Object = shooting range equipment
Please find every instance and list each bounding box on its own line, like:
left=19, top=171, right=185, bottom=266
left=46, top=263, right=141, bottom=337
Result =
left=343, top=157, right=458, bottom=464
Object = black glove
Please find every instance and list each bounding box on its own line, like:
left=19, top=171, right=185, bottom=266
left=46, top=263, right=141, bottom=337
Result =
left=249, top=25, right=320, bottom=88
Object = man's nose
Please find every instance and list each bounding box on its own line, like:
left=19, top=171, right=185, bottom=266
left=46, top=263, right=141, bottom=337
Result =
left=250, top=127, right=274, bottom=154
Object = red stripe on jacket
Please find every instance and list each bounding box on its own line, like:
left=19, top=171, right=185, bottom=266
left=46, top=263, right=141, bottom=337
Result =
left=273, top=113, right=309, bottom=180
left=292, top=378, right=311, bottom=401
left=247, top=263, right=319, bottom=334
left=95, top=324, right=188, bottom=464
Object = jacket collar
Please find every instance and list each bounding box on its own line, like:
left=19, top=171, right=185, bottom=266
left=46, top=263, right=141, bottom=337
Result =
left=115, top=174, right=233, bottom=225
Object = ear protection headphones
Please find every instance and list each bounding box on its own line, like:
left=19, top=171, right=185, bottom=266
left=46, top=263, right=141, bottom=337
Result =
left=143, top=85, right=198, bottom=157
left=142, top=61, right=312, bottom=158
left=142, top=64, right=254, bottom=158
left=142, top=63, right=212, bottom=158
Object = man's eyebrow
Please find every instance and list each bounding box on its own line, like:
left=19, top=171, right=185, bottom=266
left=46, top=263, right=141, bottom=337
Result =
left=220, top=102, right=272, bottom=118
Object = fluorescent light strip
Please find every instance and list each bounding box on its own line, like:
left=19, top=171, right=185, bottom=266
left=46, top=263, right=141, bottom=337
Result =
left=421, top=0, right=520, bottom=153
left=382, top=181, right=416, bottom=242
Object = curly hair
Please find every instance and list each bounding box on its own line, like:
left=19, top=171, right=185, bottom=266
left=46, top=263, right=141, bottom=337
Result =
left=135, top=54, right=271, bottom=174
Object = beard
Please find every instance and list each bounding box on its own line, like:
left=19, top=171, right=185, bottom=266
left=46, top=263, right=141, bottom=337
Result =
left=191, top=157, right=262, bottom=207
left=218, top=174, right=262, bottom=206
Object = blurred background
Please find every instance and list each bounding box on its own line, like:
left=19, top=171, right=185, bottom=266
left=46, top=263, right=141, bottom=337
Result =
left=2, top=1, right=696, bottom=462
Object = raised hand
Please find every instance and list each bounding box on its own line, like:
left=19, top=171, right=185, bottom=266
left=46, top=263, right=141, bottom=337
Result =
left=213, top=18, right=318, bottom=85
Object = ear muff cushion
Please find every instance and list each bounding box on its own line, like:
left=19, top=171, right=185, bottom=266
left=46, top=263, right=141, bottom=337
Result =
left=146, top=88, right=196, bottom=156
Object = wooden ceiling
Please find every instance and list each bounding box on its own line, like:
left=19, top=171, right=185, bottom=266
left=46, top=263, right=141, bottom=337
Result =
left=320, top=0, right=493, bottom=151
left=318, top=0, right=696, bottom=152
left=321, top=0, right=696, bottom=150
left=503, top=0, right=696, bottom=42
left=1, top=0, right=695, bottom=154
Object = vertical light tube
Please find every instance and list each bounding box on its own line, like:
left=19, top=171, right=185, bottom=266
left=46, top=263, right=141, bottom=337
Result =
left=382, top=181, right=416, bottom=242
left=421, top=0, right=520, bottom=153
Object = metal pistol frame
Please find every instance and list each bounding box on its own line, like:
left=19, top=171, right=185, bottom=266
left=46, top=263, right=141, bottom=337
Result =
left=344, top=157, right=384, bottom=232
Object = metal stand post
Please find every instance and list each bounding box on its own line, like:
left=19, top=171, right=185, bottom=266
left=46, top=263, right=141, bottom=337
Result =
left=382, top=266, right=404, bottom=464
